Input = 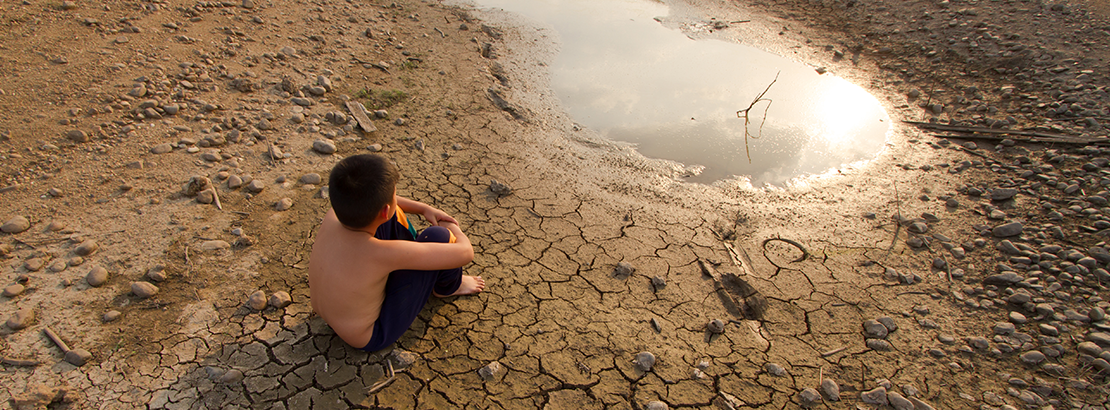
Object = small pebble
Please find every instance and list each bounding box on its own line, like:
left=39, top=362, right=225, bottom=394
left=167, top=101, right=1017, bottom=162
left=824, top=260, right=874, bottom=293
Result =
left=2, top=284, right=25, bottom=297
left=131, top=281, right=159, bottom=298
left=798, top=388, right=821, bottom=407
left=312, top=139, right=337, bottom=155
left=269, top=291, right=292, bottom=308
left=478, top=361, right=503, bottom=381
left=861, top=386, right=888, bottom=405
left=707, top=319, right=725, bottom=334
left=247, top=290, right=267, bottom=311
left=634, top=351, right=655, bottom=372
left=614, top=261, right=634, bottom=276
left=1, top=216, right=31, bottom=233
left=275, top=197, right=293, bottom=211
left=86, top=266, right=109, bottom=287
left=490, top=179, right=512, bottom=196
left=73, top=239, right=99, bottom=256
left=764, top=362, right=785, bottom=376
left=821, top=378, right=840, bottom=401
left=645, top=401, right=668, bottom=410
left=102, top=310, right=121, bottom=323
left=6, top=308, right=34, bottom=330
left=65, top=349, right=92, bottom=366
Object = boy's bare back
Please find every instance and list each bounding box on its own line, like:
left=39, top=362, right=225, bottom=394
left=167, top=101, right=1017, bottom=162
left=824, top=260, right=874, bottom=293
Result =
left=309, top=209, right=394, bottom=348
left=309, top=204, right=484, bottom=349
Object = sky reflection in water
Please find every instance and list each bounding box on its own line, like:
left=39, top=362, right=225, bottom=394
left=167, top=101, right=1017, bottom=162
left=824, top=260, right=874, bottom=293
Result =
left=476, top=0, right=890, bottom=185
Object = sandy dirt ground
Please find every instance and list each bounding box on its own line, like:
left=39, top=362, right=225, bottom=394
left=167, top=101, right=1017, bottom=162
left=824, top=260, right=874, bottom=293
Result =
left=1, top=0, right=1109, bottom=409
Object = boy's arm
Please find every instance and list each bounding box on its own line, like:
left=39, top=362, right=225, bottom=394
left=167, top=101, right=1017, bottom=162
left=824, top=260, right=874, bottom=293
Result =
left=395, top=195, right=457, bottom=226
left=381, top=220, right=474, bottom=271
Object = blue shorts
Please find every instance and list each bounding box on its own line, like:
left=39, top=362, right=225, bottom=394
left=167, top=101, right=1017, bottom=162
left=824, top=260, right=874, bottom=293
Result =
left=362, top=213, right=462, bottom=352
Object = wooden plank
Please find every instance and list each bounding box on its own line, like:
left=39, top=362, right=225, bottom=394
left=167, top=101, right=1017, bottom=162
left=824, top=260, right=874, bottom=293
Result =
left=345, top=100, right=377, bottom=133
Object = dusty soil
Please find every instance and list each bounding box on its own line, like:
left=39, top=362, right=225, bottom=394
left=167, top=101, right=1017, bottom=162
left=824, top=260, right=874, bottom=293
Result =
left=0, top=0, right=1108, bottom=409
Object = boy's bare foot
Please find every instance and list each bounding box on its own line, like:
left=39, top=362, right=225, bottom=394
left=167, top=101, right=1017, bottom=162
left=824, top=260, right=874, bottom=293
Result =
left=435, top=275, right=485, bottom=297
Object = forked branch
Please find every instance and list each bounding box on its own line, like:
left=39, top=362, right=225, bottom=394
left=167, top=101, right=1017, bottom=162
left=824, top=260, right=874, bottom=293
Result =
left=736, top=72, right=780, bottom=163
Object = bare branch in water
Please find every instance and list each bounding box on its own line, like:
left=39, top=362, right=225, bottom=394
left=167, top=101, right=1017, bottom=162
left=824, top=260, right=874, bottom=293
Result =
left=736, top=72, right=780, bottom=163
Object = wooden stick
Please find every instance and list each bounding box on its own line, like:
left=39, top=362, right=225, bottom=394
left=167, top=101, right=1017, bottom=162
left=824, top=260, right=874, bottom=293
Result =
left=904, top=120, right=1077, bottom=138
left=2, top=356, right=40, bottom=366
left=211, top=188, right=223, bottom=211
left=43, top=327, right=71, bottom=353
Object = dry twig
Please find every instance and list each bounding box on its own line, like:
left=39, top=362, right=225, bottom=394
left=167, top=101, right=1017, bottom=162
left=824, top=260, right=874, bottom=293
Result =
left=735, top=72, right=780, bottom=163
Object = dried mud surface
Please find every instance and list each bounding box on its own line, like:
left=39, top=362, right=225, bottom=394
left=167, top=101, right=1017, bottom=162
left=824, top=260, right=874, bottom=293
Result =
left=1, top=0, right=1109, bottom=409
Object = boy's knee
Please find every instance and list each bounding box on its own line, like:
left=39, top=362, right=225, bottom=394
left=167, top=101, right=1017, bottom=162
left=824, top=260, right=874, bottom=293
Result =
left=416, top=226, right=452, bottom=243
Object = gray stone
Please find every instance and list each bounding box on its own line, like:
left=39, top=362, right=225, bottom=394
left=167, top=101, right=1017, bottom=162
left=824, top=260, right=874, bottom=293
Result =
left=887, top=392, right=913, bottom=410
left=2, top=216, right=31, bottom=233
left=645, top=401, right=668, bottom=410
left=86, top=266, right=108, bottom=287
left=245, top=179, right=265, bottom=193
left=275, top=197, right=293, bottom=211
left=247, top=290, right=267, bottom=311
left=227, top=175, right=244, bottom=189
left=490, top=179, right=512, bottom=196
left=863, top=319, right=889, bottom=339
left=1089, top=332, right=1110, bottom=347
left=199, top=240, right=230, bottom=251
left=478, top=361, right=504, bottom=381
left=632, top=352, right=657, bottom=373
left=269, top=291, right=292, bottom=308
left=991, top=188, right=1018, bottom=201
left=860, top=386, right=888, bottom=405
left=74, top=239, right=98, bottom=256
left=764, top=362, right=785, bottom=376
left=993, top=322, right=1016, bottom=335
left=2, top=284, right=25, bottom=297
left=997, top=240, right=1022, bottom=255
left=151, top=143, right=173, bottom=154
left=614, top=261, right=634, bottom=276
left=707, top=319, right=725, bottom=334
left=65, top=129, right=89, bottom=142
left=221, top=369, right=245, bottom=384
left=131, top=281, right=159, bottom=298
left=24, top=258, right=44, bottom=272
left=1020, top=350, right=1045, bottom=365
left=866, top=338, right=892, bottom=351
left=984, top=271, right=1023, bottom=286
left=6, top=308, right=34, bottom=329
left=821, top=378, right=840, bottom=401
left=797, top=388, right=821, bottom=407
left=968, top=336, right=990, bottom=349
left=389, top=349, right=417, bottom=369
left=1009, top=311, right=1028, bottom=324
left=300, top=173, right=322, bottom=185
left=65, top=349, right=92, bottom=366
left=993, top=222, right=1024, bottom=237
left=102, top=310, right=121, bottom=322
left=312, top=139, right=336, bottom=155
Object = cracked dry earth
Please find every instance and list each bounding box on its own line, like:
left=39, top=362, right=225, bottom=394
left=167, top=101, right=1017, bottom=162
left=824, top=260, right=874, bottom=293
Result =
left=1, top=0, right=1110, bottom=409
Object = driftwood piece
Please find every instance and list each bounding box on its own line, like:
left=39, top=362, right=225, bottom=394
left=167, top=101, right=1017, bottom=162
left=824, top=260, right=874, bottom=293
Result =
left=345, top=100, right=377, bottom=133
left=907, top=121, right=1104, bottom=145
left=904, top=120, right=1077, bottom=139
left=43, top=328, right=71, bottom=353
left=2, top=356, right=40, bottom=366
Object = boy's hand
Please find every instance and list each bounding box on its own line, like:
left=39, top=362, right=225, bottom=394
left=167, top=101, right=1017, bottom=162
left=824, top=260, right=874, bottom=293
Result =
left=423, top=208, right=458, bottom=226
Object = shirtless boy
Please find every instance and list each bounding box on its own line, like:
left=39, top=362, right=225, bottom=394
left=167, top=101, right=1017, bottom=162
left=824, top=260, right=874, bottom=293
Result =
left=309, top=154, right=485, bottom=352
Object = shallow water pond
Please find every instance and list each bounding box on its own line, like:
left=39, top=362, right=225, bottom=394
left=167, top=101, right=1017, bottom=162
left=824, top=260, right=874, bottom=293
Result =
left=474, top=0, right=891, bottom=186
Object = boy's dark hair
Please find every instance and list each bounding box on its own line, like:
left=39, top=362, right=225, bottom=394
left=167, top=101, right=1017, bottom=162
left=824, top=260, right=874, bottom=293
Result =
left=328, top=154, right=399, bottom=228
